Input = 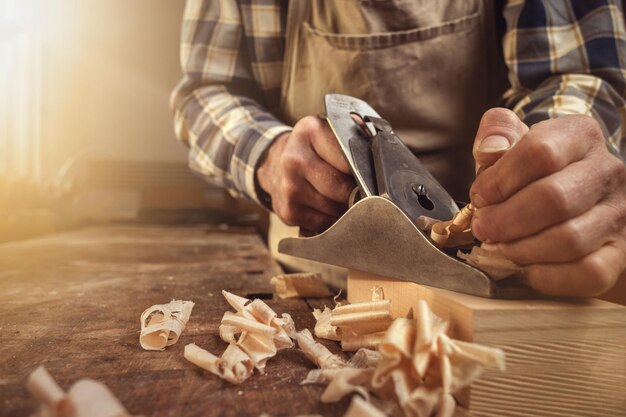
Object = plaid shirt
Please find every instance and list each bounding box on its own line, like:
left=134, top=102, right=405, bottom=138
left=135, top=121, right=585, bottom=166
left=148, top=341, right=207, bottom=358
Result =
left=171, top=0, right=626, bottom=204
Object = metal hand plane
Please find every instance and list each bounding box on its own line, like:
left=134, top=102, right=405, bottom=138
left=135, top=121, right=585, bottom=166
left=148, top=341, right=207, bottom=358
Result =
left=278, top=94, right=532, bottom=298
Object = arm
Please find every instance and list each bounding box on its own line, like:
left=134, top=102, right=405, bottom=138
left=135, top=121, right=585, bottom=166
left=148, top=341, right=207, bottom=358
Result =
left=171, top=1, right=354, bottom=231
left=170, top=0, right=291, bottom=205
left=469, top=0, right=626, bottom=297
left=501, top=0, right=626, bottom=155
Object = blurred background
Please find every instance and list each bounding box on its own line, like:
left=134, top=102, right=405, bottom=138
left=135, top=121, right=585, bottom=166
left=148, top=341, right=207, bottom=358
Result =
left=0, top=0, right=263, bottom=244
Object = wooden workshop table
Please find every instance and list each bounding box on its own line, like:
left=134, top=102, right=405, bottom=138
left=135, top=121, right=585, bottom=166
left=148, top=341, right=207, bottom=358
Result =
left=0, top=225, right=348, bottom=417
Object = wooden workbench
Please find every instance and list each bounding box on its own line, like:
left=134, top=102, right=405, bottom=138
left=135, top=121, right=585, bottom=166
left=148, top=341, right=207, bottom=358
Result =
left=0, top=225, right=348, bottom=417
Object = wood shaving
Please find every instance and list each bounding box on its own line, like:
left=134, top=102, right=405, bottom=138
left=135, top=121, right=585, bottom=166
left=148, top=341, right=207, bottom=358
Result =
left=341, top=331, right=387, bottom=352
left=26, top=366, right=135, bottom=417
left=371, top=286, right=385, bottom=301
left=296, top=329, right=346, bottom=369
left=418, top=203, right=524, bottom=281
left=313, top=307, right=342, bottom=341
left=331, top=300, right=393, bottom=336
left=303, top=297, right=505, bottom=417
left=184, top=291, right=294, bottom=384
left=421, top=204, right=476, bottom=250
left=313, top=292, right=393, bottom=352
left=270, top=272, right=333, bottom=299
left=343, top=396, right=387, bottom=417
left=347, top=348, right=383, bottom=369
left=184, top=343, right=253, bottom=385
left=139, top=300, right=194, bottom=351
left=457, top=245, right=522, bottom=280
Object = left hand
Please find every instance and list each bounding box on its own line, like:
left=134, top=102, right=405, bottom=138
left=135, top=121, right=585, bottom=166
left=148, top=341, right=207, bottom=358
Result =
left=469, top=108, right=626, bottom=297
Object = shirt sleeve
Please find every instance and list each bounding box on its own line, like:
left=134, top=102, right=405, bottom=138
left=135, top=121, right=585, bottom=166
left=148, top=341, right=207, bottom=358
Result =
left=501, top=0, right=626, bottom=155
left=170, top=0, right=291, bottom=204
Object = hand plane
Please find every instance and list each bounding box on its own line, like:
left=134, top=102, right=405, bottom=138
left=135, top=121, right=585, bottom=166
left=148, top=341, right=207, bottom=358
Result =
left=278, top=94, right=533, bottom=298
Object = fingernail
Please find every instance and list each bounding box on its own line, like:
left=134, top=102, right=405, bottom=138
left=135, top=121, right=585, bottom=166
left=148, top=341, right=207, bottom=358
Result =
left=471, top=217, right=486, bottom=242
left=470, top=193, right=488, bottom=208
left=478, top=135, right=510, bottom=152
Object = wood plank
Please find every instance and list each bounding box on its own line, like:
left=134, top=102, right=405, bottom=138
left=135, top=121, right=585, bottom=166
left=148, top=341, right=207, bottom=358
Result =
left=348, top=269, right=626, bottom=417
left=0, top=226, right=348, bottom=417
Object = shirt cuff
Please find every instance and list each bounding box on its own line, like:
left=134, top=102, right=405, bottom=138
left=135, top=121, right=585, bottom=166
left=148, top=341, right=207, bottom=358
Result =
left=232, top=121, right=292, bottom=206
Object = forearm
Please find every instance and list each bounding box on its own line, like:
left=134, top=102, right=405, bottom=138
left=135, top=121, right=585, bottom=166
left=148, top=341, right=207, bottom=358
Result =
left=501, top=0, right=626, bottom=154
left=172, top=81, right=291, bottom=203
left=504, top=74, right=625, bottom=152
left=170, top=0, right=291, bottom=204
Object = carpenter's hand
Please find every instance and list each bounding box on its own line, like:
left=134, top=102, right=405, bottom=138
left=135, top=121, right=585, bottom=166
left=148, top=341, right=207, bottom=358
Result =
left=470, top=108, right=626, bottom=297
left=256, top=116, right=355, bottom=232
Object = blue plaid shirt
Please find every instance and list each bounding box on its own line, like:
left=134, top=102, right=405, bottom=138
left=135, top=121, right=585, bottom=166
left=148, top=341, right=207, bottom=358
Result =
left=171, top=0, right=626, bottom=204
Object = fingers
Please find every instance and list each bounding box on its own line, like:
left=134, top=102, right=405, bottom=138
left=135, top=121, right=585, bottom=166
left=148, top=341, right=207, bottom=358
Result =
left=262, top=116, right=356, bottom=232
left=472, top=108, right=529, bottom=172
left=298, top=116, right=352, bottom=174
left=280, top=134, right=354, bottom=206
left=302, top=155, right=355, bottom=204
left=523, top=242, right=626, bottom=297
left=471, top=157, right=613, bottom=242
left=496, top=200, right=626, bottom=265
left=280, top=203, right=338, bottom=233
left=273, top=153, right=349, bottom=229
left=469, top=112, right=626, bottom=298
left=471, top=115, right=602, bottom=208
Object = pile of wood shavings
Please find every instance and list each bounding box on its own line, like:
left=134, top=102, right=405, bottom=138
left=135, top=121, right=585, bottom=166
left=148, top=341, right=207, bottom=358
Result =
left=184, top=291, right=295, bottom=384
left=129, top=290, right=504, bottom=417
left=303, top=298, right=505, bottom=417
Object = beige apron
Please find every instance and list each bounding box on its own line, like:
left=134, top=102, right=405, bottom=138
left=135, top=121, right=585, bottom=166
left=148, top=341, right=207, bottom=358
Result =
left=269, top=0, right=509, bottom=286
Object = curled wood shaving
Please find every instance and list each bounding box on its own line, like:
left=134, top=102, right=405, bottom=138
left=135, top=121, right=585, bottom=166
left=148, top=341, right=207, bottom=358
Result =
left=341, top=331, right=387, bottom=352
left=270, top=272, right=333, bottom=299
left=418, top=203, right=523, bottom=281
left=313, top=307, right=342, bottom=341
left=139, top=300, right=194, bottom=351
left=457, top=245, right=522, bottom=280
left=344, top=396, right=387, bottom=417
left=296, top=329, right=346, bottom=370
left=26, top=366, right=135, bottom=417
left=313, top=293, right=393, bottom=352
left=184, top=343, right=253, bottom=385
left=184, top=291, right=294, bottom=384
left=347, top=348, right=383, bottom=369
left=304, top=297, right=505, bottom=417
left=301, top=348, right=383, bottom=387
left=424, top=204, right=476, bottom=250
left=331, top=300, right=393, bottom=336
left=320, top=368, right=374, bottom=403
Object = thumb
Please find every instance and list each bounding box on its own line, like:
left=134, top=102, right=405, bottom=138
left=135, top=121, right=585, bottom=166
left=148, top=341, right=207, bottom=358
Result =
left=473, top=108, right=529, bottom=173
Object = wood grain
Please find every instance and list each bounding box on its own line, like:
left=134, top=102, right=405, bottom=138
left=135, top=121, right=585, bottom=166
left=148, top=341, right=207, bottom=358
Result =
left=0, top=226, right=348, bottom=417
left=348, top=269, right=626, bottom=417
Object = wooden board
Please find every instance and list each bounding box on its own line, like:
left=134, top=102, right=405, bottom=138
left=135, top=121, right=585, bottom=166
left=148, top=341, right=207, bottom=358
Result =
left=348, top=269, right=626, bottom=417
left=0, top=226, right=348, bottom=417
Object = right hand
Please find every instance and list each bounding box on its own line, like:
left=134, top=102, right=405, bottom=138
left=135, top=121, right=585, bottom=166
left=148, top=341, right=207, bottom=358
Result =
left=256, top=116, right=356, bottom=232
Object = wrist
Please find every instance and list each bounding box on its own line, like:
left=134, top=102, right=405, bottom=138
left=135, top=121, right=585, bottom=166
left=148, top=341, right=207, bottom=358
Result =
left=255, top=132, right=290, bottom=210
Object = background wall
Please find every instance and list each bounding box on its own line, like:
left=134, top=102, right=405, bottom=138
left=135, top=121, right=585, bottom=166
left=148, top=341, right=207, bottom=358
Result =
left=0, top=1, right=265, bottom=242
left=39, top=0, right=187, bottom=176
